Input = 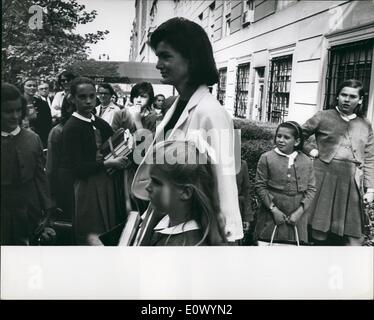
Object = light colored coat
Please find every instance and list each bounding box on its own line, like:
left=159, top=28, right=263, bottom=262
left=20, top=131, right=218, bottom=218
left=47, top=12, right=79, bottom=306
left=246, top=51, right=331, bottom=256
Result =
left=95, top=102, right=121, bottom=127
left=131, top=85, right=244, bottom=241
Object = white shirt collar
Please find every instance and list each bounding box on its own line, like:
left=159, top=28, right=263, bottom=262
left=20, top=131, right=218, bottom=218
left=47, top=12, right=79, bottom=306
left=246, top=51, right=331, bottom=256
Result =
left=336, top=106, right=357, bottom=122
left=274, top=148, right=298, bottom=168
left=72, top=112, right=95, bottom=123
left=99, top=101, right=117, bottom=110
left=154, top=215, right=200, bottom=235
left=1, top=126, right=21, bottom=137
left=97, top=102, right=118, bottom=117
left=107, top=102, right=117, bottom=110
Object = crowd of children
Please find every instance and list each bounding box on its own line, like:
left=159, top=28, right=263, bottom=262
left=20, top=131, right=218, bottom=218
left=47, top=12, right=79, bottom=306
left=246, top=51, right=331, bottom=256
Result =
left=2, top=77, right=373, bottom=246
left=1, top=18, right=373, bottom=247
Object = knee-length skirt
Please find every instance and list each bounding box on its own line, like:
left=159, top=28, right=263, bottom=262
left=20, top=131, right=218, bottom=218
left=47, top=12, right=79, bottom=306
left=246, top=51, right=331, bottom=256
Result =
left=306, top=159, right=363, bottom=238
left=74, top=170, right=118, bottom=245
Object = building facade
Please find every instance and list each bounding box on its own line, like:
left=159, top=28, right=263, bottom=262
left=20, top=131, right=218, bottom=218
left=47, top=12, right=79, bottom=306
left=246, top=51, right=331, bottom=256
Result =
left=129, top=0, right=177, bottom=63
left=129, top=0, right=374, bottom=125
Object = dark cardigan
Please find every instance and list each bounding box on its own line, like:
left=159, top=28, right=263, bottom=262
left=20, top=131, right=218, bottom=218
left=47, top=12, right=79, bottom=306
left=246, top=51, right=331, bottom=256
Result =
left=1, top=128, right=52, bottom=244
left=61, top=115, right=113, bottom=180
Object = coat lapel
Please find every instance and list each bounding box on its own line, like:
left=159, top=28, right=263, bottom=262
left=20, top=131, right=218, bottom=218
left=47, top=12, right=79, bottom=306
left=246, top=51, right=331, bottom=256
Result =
left=153, top=96, right=180, bottom=140
left=152, top=85, right=208, bottom=143
left=167, top=85, right=209, bottom=139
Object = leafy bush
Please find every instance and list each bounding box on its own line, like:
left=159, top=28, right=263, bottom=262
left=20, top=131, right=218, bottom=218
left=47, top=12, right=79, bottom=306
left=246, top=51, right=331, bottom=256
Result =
left=240, top=139, right=274, bottom=196
left=234, top=118, right=276, bottom=203
left=234, top=118, right=275, bottom=141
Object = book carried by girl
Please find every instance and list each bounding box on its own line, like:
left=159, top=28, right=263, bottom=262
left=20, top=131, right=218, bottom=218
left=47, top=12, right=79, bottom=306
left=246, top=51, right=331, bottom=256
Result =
left=254, top=121, right=316, bottom=245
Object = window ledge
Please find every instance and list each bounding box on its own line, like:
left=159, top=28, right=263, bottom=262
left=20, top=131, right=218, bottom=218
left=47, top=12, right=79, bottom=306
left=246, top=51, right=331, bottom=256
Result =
left=325, top=22, right=374, bottom=47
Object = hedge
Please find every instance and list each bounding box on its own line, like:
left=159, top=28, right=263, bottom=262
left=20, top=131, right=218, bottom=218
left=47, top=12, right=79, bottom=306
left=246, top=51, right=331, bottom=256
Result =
left=234, top=119, right=276, bottom=204
left=234, top=118, right=275, bottom=141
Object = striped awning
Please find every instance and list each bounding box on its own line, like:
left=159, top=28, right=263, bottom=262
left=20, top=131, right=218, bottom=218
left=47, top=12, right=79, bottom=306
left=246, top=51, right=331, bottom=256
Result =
left=66, top=60, right=162, bottom=84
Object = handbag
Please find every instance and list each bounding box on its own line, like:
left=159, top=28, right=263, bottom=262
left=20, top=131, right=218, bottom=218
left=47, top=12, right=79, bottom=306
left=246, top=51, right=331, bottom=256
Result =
left=34, top=208, right=73, bottom=245
left=257, top=225, right=300, bottom=246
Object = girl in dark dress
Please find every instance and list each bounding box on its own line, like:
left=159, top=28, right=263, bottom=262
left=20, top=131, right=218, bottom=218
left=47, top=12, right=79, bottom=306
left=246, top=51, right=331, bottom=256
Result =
left=1, top=82, right=55, bottom=245
left=61, top=77, right=128, bottom=245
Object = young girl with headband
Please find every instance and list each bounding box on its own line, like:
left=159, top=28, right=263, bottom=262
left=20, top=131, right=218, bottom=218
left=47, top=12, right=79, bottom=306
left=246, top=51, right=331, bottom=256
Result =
left=255, top=121, right=316, bottom=245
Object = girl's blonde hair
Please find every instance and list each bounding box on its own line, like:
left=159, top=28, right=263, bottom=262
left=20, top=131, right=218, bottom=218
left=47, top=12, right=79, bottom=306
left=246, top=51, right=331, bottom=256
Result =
left=150, top=140, right=227, bottom=245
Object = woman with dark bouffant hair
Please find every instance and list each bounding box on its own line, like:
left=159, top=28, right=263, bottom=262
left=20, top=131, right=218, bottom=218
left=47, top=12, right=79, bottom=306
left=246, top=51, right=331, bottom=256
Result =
left=131, top=17, right=243, bottom=245
left=302, top=79, right=374, bottom=246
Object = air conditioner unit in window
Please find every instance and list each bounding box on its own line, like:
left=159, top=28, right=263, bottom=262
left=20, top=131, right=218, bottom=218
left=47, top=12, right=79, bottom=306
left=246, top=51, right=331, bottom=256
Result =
left=242, top=10, right=254, bottom=25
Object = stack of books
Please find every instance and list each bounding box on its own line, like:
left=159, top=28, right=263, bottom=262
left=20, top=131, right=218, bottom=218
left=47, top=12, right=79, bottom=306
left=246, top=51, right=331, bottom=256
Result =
left=98, top=211, right=141, bottom=246
left=118, top=211, right=142, bottom=246
left=101, top=128, right=134, bottom=161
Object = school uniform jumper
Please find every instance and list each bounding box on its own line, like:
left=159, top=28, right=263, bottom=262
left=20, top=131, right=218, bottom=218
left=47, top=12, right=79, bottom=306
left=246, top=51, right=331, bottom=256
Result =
left=150, top=215, right=208, bottom=246
left=1, top=128, right=52, bottom=245
left=61, top=113, right=117, bottom=245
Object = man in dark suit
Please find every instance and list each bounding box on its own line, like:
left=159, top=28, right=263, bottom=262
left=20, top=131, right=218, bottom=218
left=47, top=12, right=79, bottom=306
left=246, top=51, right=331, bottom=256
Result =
left=37, top=82, right=54, bottom=108
left=22, top=78, right=52, bottom=148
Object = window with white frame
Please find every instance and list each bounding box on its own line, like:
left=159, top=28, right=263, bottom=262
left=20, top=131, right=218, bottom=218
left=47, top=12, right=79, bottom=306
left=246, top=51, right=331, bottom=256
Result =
left=324, top=39, right=373, bottom=115
left=141, top=0, right=147, bottom=42
left=242, top=0, right=254, bottom=26
left=223, top=16, right=231, bottom=37
left=224, top=0, right=231, bottom=15
left=150, top=0, right=158, bottom=24
left=217, top=68, right=227, bottom=106
left=208, top=1, right=216, bottom=40
left=234, top=63, right=250, bottom=118
left=267, top=55, right=293, bottom=123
